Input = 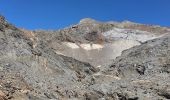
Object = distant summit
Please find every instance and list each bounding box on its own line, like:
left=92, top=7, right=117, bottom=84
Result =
left=79, top=18, right=97, bottom=24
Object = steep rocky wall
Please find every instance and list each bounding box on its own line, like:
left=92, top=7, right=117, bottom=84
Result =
left=0, top=16, right=98, bottom=99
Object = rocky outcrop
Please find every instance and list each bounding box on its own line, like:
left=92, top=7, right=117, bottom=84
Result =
left=0, top=16, right=98, bottom=99
left=98, top=34, right=170, bottom=99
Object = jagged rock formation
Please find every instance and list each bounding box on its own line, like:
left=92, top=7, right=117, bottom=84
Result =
left=0, top=15, right=170, bottom=100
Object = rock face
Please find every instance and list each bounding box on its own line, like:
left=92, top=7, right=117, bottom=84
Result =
left=0, top=15, right=170, bottom=99
left=100, top=35, right=170, bottom=99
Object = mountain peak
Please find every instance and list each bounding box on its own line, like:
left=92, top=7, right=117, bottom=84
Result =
left=79, top=18, right=97, bottom=24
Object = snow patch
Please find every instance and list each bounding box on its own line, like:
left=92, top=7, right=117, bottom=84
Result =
left=63, top=42, right=79, bottom=49
left=63, top=42, right=104, bottom=50
left=80, top=44, right=103, bottom=50
left=104, top=28, right=160, bottom=42
left=55, top=51, right=65, bottom=56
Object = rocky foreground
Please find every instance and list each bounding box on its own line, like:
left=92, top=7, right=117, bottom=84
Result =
left=0, top=16, right=170, bottom=100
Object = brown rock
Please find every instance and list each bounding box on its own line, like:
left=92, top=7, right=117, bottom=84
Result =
left=0, top=90, right=7, bottom=100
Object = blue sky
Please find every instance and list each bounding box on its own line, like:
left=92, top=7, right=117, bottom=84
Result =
left=0, top=0, right=169, bottom=30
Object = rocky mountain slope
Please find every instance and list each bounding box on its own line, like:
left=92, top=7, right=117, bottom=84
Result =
left=0, top=16, right=170, bottom=100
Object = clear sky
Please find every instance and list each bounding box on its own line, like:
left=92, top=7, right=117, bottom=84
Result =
left=0, top=0, right=169, bottom=30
